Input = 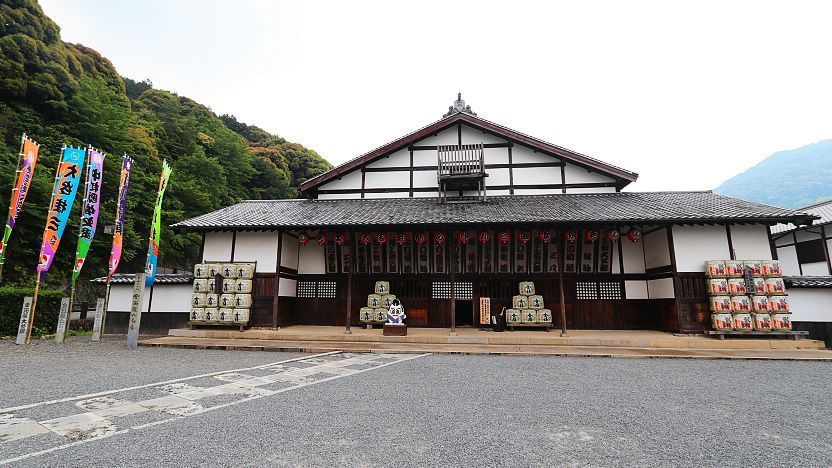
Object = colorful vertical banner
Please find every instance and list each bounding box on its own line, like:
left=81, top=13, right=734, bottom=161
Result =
left=0, top=135, right=40, bottom=266
left=37, top=147, right=86, bottom=280
left=144, top=160, right=172, bottom=287
left=71, top=148, right=106, bottom=286
left=107, top=154, right=133, bottom=280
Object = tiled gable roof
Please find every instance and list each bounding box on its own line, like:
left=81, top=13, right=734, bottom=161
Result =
left=771, top=199, right=832, bottom=234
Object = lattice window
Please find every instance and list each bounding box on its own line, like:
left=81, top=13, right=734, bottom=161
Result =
left=317, top=281, right=337, bottom=298
left=599, top=282, right=622, bottom=300
left=456, top=282, right=473, bottom=300
left=576, top=282, right=598, bottom=300
left=297, top=281, right=316, bottom=298
left=432, top=282, right=452, bottom=299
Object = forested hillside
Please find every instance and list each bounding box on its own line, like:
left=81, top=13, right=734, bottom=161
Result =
left=0, top=0, right=331, bottom=287
left=715, top=140, right=832, bottom=209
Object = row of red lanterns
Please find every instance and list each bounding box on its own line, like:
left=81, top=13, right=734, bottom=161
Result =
left=299, top=228, right=643, bottom=245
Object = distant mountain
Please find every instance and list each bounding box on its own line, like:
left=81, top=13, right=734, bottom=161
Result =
left=714, top=140, right=832, bottom=209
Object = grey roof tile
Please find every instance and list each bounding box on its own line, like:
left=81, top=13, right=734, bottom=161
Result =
left=771, top=199, right=832, bottom=234
left=91, top=273, right=194, bottom=285
left=784, top=276, right=832, bottom=288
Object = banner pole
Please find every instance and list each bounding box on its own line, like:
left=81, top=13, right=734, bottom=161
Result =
left=100, top=277, right=112, bottom=338
left=25, top=276, right=41, bottom=345
left=0, top=134, right=27, bottom=283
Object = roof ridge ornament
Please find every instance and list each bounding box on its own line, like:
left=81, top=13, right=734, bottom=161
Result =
left=443, top=92, right=477, bottom=118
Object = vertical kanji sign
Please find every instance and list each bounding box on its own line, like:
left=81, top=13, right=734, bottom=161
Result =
left=144, top=160, right=172, bottom=287
left=0, top=134, right=40, bottom=278
left=71, top=148, right=105, bottom=286
left=108, top=155, right=133, bottom=280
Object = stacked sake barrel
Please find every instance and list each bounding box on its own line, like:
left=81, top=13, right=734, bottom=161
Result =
left=706, top=259, right=791, bottom=332
left=506, top=281, right=553, bottom=326
left=360, top=281, right=395, bottom=325
left=191, top=263, right=255, bottom=325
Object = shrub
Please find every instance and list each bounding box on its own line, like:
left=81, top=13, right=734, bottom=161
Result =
left=0, top=287, right=64, bottom=337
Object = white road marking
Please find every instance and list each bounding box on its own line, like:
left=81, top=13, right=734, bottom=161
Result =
left=0, top=352, right=430, bottom=466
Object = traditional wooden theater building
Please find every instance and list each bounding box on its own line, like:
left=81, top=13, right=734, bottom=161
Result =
left=173, top=95, right=815, bottom=333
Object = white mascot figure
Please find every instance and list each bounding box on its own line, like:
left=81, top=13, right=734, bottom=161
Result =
left=386, top=299, right=406, bottom=325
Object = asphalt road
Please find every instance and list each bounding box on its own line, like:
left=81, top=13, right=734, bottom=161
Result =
left=1, top=337, right=831, bottom=467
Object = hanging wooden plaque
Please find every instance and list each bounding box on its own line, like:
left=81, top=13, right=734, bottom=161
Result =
left=580, top=230, right=595, bottom=274
left=465, top=241, right=477, bottom=273
left=370, top=242, right=384, bottom=274
left=497, top=239, right=511, bottom=273
left=514, top=236, right=528, bottom=274
left=325, top=241, right=338, bottom=274
left=597, top=232, right=612, bottom=273
left=340, top=245, right=352, bottom=273
left=563, top=239, right=578, bottom=274
left=355, top=241, right=369, bottom=274
left=433, top=240, right=446, bottom=274
left=386, top=240, right=399, bottom=273
left=480, top=234, right=494, bottom=273
left=417, top=242, right=430, bottom=274
left=530, top=232, right=544, bottom=273
left=545, top=242, right=559, bottom=273
left=450, top=241, right=463, bottom=274
left=401, top=239, right=414, bottom=274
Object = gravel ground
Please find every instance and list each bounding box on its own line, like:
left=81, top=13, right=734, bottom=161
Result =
left=2, top=342, right=831, bottom=467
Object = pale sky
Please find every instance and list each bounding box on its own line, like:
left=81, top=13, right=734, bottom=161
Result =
left=40, top=0, right=832, bottom=191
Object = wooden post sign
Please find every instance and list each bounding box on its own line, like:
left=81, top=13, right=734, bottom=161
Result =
left=15, top=296, right=33, bottom=345
left=126, top=272, right=147, bottom=349
left=90, top=297, right=106, bottom=342
left=54, top=297, right=71, bottom=343
left=479, top=297, right=491, bottom=326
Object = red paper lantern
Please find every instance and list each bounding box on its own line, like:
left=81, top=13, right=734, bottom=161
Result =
left=456, top=231, right=471, bottom=244
left=433, top=232, right=446, bottom=244
left=395, top=232, right=408, bottom=245
left=627, top=227, right=642, bottom=242
left=564, top=229, right=578, bottom=243
left=497, top=231, right=511, bottom=244
left=334, top=233, right=347, bottom=245
left=478, top=231, right=491, bottom=244
left=316, top=233, right=328, bottom=245
left=517, top=231, right=531, bottom=244
left=359, top=232, right=372, bottom=245
left=414, top=232, right=428, bottom=245
left=298, top=232, right=311, bottom=245
left=585, top=230, right=600, bottom=242
left=537, top=230, right=552, bottom=243
left=606, top=229, right=621, bottom=242
left=376, top=232, right=388, bottom=244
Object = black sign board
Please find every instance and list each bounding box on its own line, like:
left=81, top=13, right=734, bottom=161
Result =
left=744, top=266, right=756, bottom=293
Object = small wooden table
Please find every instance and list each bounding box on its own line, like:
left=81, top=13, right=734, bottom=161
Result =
left=383, top=324, right=407, bottom=336
left=705, top=330, right=809, bottom=340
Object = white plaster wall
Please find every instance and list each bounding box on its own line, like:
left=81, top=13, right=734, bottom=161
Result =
left=414, top=126, right=459, bottom=146
left=510, top=145, right=553, bottom=164
left=366, top=149, right=409, bottom=168
left=730, top=224, right=773, bottom=260
left=317, top=193, right=361, bottom=200
left=643, top=228, right=671, bottom=269
left=148, top=284, right=193, bottom=313
left=483, top=147, right=509, bottom=164
left=412, top=150, right=437, bottom=167
left=365, top=191, right=409, bottom=199
left=488, top=189, right=511, bottom=196
left=563, top=162, right=614, bottom=184
left=611, top=245, right=620, bottom=274
left=203, top=231, right=232, bottom=262
left=777, top=246, right=801, bottom=276
left=513, top=166, right=562, bottom=185
left=621, top=236, right=646, bottom=273
left=773, top=234, right=794, bottom=247
left=412, top=170, right=436, bottom=188
left=364, top=171, right=409, bottom=189
left=647, top=278, right=675, bottom=299
left=802, top=262, right=829, bottom=275
left=460, top=124, right=507, bottom=144
left=672, top=225, right=730, bottom=272
left=564, top=187, right=617, bottom=194
left=795, top=230, right=822, bottom=243
left=317, top=170, right=362, bottom=191
left=625, top=280, right=648, bottom=299
left=281, top=234, right=299, bottom=270
left=486, top=168, right=511, bottom=186
left=278, top=278, right=297, bottom=297
left=412, top=191, right=440, bottom=198
left=298, top=240, right=325, bottom=274
left=789, top=289, right=832, bottom=322
left=514, top=188, right=561, bottom=195
left=108, top=284, right=134, bottom=312
left=234, top=231, right=279, bottom=273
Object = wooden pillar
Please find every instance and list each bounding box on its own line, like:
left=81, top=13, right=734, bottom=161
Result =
left=345, top=268, right=353, bottom=334
left=794, top=232, right=803, bottom=275
left=272, top=231, right=283, bottom=329
left=822, top=225, right=832, bottom=275
left=559, top=233, right=568, bottom=336
left=450, top=230, right=456, bottom=336
left=667, top=225, right=683, bottom=333
left=725, top=224, right=736, bottom=260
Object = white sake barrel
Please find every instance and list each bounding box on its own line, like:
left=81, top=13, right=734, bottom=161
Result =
left=235, top=263, right=255, bottom=279
left=374, top=281, right=390, bottom=294
left=235, top=279, right=253, bottom=294
left=705, top=260, right=726, bottom=277
left=506, top=309, right=522, bottom=323
left=725, top=260, right=744, bottom=277
left=751, top=295, right=770, bottom=312
left=367, top=294, right=382, bottom=308
left=205, top=294, right=219, bottom=307
left=711, top=313, right=734, bottom=331
left=221, top=279, right=235, bottom=293
left=730, top=295, right=751, bottom=312
left=232, top=308, right=249, bottom=323
left=761, top=260, right=782, bottom=277
left=373, top=308, right=388, bottom=323
left=190, top=308, right=205, bottom=321
left=205, top=264, right=221, bottom=278
left=765, top=277, right=785, bottom=294
left=512, top=295, right=530, bottom=309
left=707, top=279, right=729, bottom=295
left=381, top=294, right=397, bottom=308
left=768, top=295, right=789, bottom=312
left=218, top=308, right=234, bottom=322
left=771, top=314, right=792, bottom=331
left=194, top=264, right=209, bottom=279
left=743, top=260, right=762, bottom=276
left=234, top=294, right=252, bottom=308
left=528, top=295, right=544, bottom=309
left=751, top=277, right=766, bottom=294
left=519, top=281, right=536, bottom=295
left=360, top=307, right=375, bottom=322
left=710, top=296, right=731, bottom=312
left=727, top=278, right=747, bottom=295
left=203, top=307, right=219, bottom=321
left=753, top=313, right=772, bottom=331
left=219, top=264, right=236, bottom=278
left=193, top=279, right=208, bottom=293
left=521, top=309, right=537, bottom=323
left=191, top=293, right=207, bottom=307
left=220, top=294, right=234, bottom=308
left=536, top=309, right=552, bottom=323
left=732, top=313, right=754, bottom=331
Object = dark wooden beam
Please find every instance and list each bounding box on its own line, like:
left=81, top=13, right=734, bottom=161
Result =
left=725, top=224, right=736, bottom=260
left=794, top=232, right=803, bottom=275
left=409, top=149, right=414, bottom=197
left=230, top=231, right=237, bottom=262
left=822, top=225, right=832, bottom=275
left=272, top=231, right=283, bottom=328
left=507, top=145, right=514, bottom=195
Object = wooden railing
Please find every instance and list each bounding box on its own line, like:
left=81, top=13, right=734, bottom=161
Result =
left=437, top=144, right=484, bottom=178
